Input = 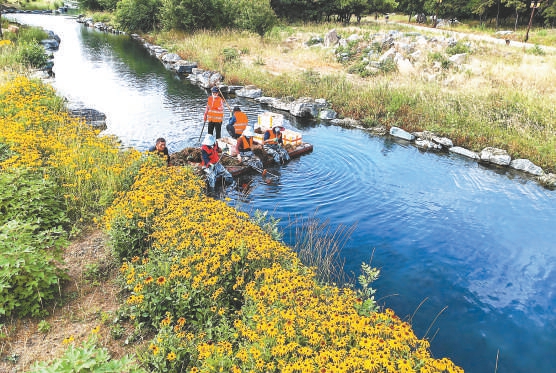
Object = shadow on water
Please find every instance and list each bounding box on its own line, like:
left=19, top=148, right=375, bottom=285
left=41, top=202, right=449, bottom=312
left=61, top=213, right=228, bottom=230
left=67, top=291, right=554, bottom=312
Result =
left=9, top=13, right=556, bottom=373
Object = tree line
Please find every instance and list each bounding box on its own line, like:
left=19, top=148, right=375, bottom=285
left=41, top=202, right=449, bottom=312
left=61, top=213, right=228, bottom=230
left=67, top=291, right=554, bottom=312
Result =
left=77, top=0, right=556, bottom=34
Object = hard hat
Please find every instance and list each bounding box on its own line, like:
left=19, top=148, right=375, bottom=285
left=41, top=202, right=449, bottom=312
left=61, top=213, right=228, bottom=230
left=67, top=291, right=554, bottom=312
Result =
left=211, top=86, right=219, bottom=93
left=202, top=134, right=216, bottom=146
left=243, top=127, right=254, bottom=137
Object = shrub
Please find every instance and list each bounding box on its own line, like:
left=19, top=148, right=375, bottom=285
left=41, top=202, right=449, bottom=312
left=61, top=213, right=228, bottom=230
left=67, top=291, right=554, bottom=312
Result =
left=0, top=220, right=68, bottom=317
left=16, top=40, right=48, bottom=68
left=29, top=336, right=147, bottom=373
left=446, top=41, right=471, bottom=55
left=0, top=168, right=69, bottom=231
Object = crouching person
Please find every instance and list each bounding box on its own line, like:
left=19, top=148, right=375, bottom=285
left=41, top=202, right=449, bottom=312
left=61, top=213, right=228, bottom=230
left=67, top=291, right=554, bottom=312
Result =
left=201, top=134, right=233, bottom=191
left=236, top=127, right=263, bottom=170
left=263, top=123, right=290, bottom=165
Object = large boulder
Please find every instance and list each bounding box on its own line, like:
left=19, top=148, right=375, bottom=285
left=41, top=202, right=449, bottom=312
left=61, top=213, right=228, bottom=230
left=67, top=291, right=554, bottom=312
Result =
left=390, top=126, right=415, bottom=141
left=479, top=147, right=511, bottom=166
left=509, top=159, right=544, bottom=176
left=449, top=146, right=479, bottom=160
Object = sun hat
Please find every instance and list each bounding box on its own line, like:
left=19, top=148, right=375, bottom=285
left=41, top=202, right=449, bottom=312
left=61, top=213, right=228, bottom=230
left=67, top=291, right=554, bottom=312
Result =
left=202, top=134, right=216, bottom=146
left=243, top=127, right=255, bottom=137
left=271, top=122, right=285, bottom=130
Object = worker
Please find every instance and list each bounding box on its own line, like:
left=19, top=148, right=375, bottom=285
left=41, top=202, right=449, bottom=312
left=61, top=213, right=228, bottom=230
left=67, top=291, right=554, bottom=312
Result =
left=263, top=123, right=290, bottom=165
left=203, top=86, right=224, bottom=139
left=200, top=134, right=233, bottom=190
left=148, top=137, right=170, bottom=165
left=226, top=106, right=248, bottom=139
left=236, top=126, right=263, bottom=170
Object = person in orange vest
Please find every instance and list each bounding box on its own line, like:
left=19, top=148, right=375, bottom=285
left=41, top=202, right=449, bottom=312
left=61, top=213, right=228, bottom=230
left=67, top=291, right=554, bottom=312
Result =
left=226, top=106, right=249, bottom=139
left=263, top=123, right=290, bottom=165
left=200, top=134, right=233, bottom=191
left=236, top=127, right=263, bottom=170
left=203, top=86, right=224, bottom=139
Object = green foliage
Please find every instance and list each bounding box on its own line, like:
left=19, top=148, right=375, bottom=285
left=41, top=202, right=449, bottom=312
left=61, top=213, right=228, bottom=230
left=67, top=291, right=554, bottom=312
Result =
left=29, top=336, right=147, bottom=373
left=445, top=41, right=471, bottom=55
left=428, top=51, right=451, bottom=69
left=37, top=320, right=52, bottom=334
left=353, top=262, right=380, bottom=316
left=526, top=44, right=546, bottom=56
left=115, top=0, right=161, bottom=32
left=0, top=220, right=69, bottom=317
left=0, top=168, right=69, bottom=231
left=18, top=27, right=49, bottom=44
left=222, top=47, right=239, bottom=62
left=232, top=0, right=278, bottom=37
left=15, top=41, right=49, bottom=68
left=158, top=0, right=231, bottom=31
left=250, top=209, right=282, bottom=241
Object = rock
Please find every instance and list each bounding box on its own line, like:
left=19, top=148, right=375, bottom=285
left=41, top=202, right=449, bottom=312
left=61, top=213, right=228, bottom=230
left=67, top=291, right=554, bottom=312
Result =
left=479, top=147, right=511, bottom=166
left=319, top=109, right=337, bottom=120
left=448, top=53, right=467, bottom=65
left=449, top=146, right=479, bottom=160
left=40, top=38, right=59, bottom=51
left=290, top=97, right=327, bottom=118
left=509, top=159, right=544, bottom=176
left=415, top=139, right=442, bottom=151
left=538, top=173, right=556, bottom=189
left=324, top=29, right=339, bottom=47
left=161, top=53, right=181, bottom=64
left=68, top=108, right=107, bottom=131
left=390, top=126, right=415, bottom=141
left=330, top=118, right=361, bottom=127
left=173, top=60, right=197, bottom=74
left=235, top=87, right=263, bottom=99
left=432, top=136, right=453, bottom=148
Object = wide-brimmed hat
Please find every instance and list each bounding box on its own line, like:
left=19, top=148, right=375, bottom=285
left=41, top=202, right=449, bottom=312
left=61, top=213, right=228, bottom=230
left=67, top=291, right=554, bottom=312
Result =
left=202, top=134, right=216, bottom=146
left=272, top=122, right=285, bottom=131
left=243, top=127, right=255, bottom=137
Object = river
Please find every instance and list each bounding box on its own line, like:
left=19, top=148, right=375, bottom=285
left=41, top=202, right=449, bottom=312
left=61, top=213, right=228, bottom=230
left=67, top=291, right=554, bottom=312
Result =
left=8, top=13, right=556, bottom=373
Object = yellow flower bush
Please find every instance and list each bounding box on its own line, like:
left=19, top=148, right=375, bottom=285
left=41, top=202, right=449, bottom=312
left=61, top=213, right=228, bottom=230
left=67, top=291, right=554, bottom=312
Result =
left=108, top=156, right=463, bottom=373
left=0, top=76, right=142, bottom=230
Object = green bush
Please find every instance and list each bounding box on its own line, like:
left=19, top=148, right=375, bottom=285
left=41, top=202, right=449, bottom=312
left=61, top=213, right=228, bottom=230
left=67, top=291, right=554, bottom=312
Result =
left=29, top=337, right=147, bottom=373
left=0, top=168, right=69, bottom=231
left=0, top=220, right=68, bottom=317
left=446, top=41, right=471, bottom=55
left=16, top=40, right=49, bottom=68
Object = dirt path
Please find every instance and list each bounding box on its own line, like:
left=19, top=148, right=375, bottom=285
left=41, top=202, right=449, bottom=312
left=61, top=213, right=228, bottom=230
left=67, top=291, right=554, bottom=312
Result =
left=0, top=230, right=130, bottom=372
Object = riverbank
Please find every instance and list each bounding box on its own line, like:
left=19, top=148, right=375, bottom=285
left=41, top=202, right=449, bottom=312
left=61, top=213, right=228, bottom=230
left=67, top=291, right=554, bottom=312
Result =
left=145, top=21, right=556, bottom=181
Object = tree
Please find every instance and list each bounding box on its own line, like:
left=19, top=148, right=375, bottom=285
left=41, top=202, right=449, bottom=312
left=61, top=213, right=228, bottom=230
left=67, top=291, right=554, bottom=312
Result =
left=502, top=0, right=526, bottom=30
left=470, top=0, right=496, bottom=26
left=115, top=0, right=160, bottom=32
left=232, top=0, right=277, bottom=37
left=397, top=0, right=426, bottom=22
left=158, top=0, right=230, bottom=31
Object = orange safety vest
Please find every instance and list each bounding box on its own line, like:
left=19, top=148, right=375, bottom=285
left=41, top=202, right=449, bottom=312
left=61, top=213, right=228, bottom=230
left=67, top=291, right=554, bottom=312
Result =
left=233, top=112, right=248, bottom=135
left=205, top=96, right=223, bottom=123
left=237, top=135, right=253, bottom=152
left=264, top=129, right=282, bottom=144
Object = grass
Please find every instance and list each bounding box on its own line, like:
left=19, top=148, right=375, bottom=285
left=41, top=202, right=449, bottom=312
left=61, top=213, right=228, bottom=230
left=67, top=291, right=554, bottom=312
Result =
left=150, top=21, right=556, bottom=173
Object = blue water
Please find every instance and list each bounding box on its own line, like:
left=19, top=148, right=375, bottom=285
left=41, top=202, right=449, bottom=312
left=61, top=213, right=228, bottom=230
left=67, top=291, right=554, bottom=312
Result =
left=10, top=13, right=556, bottom=373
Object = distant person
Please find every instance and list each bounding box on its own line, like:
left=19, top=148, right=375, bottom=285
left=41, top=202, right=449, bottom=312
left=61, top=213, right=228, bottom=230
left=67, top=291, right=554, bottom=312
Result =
left=149, top=137, right=170, bottom=165
left=200, top=134, right=233, bottom=191
left=203, top=86, right=224, bottom=139
left=263, top=123, right=290, bottom=165
left=226, top=106, right=248, bottom=139
left=236, top=127, right=263, bottom=170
